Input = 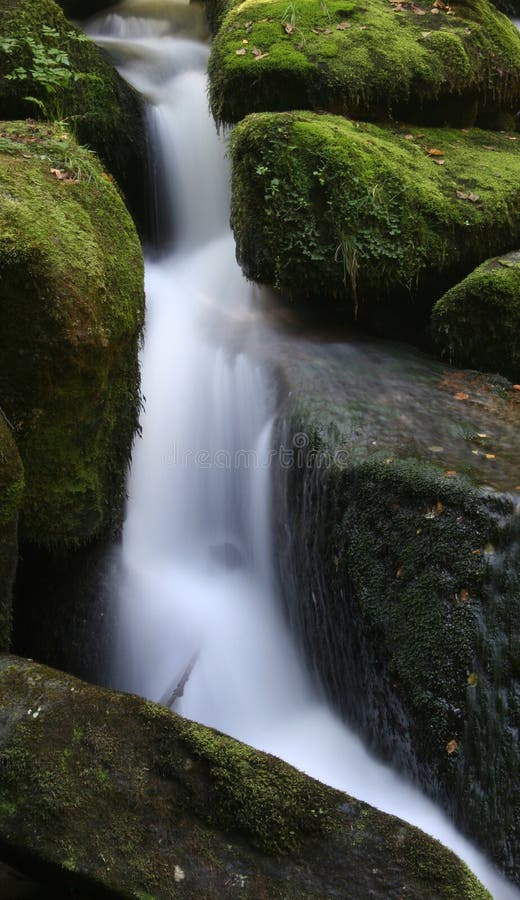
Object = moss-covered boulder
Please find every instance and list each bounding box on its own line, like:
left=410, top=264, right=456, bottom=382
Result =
left=231, top=113, right=520, bottom=336
left=432, top=250, right=520, bottom=380
left=0, top=0, right=147, bottom=229
left=208, top=0, right=520, bottom=126
left=0, top=655, right=492, bottom=899
left=0, top=121, right=144, bottom=548
left=267, top=331, right=520, bottom=881
left=0, top=417, right=23, bottom=652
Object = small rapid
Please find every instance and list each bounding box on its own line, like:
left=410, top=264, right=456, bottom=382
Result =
left=89, top=4, right=520, bottom=896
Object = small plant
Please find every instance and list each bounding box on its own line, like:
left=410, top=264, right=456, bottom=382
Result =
left=0, top=25, right=98, bottom=120
left=335, top=235, right=359, bottom=318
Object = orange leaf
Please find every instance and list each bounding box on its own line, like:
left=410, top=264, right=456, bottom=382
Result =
left=459, top=589, right=470, bottom=601
left=453, top=391, right=469, bottom=400
left=446, top=739, right=458, bottom=755
left=426, top=148, right=444, bottom=157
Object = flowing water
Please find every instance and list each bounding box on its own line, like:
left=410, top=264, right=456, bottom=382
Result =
left=89, top=4, right=519, bottom=896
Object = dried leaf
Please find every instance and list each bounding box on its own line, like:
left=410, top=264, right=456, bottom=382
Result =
left=434, top=159, right=445, bottom=166
left=453, top=392, right=469, bottom=400
left=459, top=589, right=470, bottom=601
left=485, top=453, right=496, bottom=460
left=426, top=147, right=444, bottom=156
left=467, top=673, right=478, bottom=687
left=235, top=47, right=247, bottom=55
left=513, top=384, right=520, bottom=391
left=430, top=6, right=440, bottom=11
left=421, top=30, right=431, bottom=36
left=445, top=469, right=457, bottom=476
left=405, top=133, right=414, bottom=139
left=252, top=47, right=270, bottom=59
left=446, top=739, right=458, bottom=755
left=282, top=21, right=296, bottom=33
left=412, top=4, right=427, bottom=13
left=433, top=0, right=448, bottom=7
left=336, top=21, right=352, bottom=28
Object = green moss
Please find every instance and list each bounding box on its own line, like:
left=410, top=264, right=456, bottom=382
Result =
left=0, top=0, right=146, bottom=221
left=230, top=113, right=520, bottom=329
left=0, top=656, right=491, bottom=898
left=208, top=0, right=520, bottom=125
left=0, top=414, right=24, bottom=651
left=432, top=250, right=520, bottom=379
left=0, top=121, right=144, bottom=547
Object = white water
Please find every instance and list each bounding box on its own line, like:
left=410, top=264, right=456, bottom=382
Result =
left=90, top=5, right=519, bottom=896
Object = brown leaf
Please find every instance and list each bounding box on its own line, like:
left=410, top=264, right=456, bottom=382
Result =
left=405, top=133, right=414, bottom=139
left=446, top=739, right=458, bottom=755
left=434, top=159, right=445, bottom=165
left=426, top=147, right=444, bottom=156
left=468, top=192, right=480, bottom=203
left=252, top=47, right=269, bottom=59
left=282, top=21, right=296, bottom=33
left=431, top=6, right=440, bottom=12
left=459, top=589, right=470, bottom=601
left=235, top=47, right=247, bottom=55
left=453, top=391, right=469, bottom=400
left=433, top=0, right=448, bottom=7
left=336, top=21, right=352, bottom=28
left=513, top=384, right=520, bottom=391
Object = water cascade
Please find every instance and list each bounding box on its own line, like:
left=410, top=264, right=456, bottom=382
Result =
left=89, top=4, right=519, bottom=896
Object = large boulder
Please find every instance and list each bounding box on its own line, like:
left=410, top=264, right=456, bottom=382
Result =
left=267, top=330, right=520, bottom=881
left=0, top=0, right=147, bottom=230
left=0, top=121, right=144, bottom=548
left=208, top=0, right=520, bottom=126
left=0, top=416, right=23, bottom=652
left=432, top=249, right=520, bottom=380
left=230, top=113, right=520, bottom=337
left=0, top=655, right=491, bottom=899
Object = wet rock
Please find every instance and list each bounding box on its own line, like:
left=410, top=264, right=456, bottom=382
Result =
left=0, top=655, right=491, bottom=899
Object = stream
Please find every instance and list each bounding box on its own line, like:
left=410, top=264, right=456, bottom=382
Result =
left=88, top=3, right=520, bottom=896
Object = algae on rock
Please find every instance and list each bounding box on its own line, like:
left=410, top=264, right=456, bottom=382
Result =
left=0, top=121, right=144, bottom=548
left=432, top=249, right=520, bottom=380
left=0, top=415, right=24, bottom=651
left=269, top=333, right=520, bottom=881
left=0, top=0, right=147, bottom=228
left=208, top=0, right=520, bottom=126
left=0, top=655, right=492, bottom=899
left=230, top=113, right=520, bottom=334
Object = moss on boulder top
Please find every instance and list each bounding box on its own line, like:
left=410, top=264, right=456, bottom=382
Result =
left=0, top=121, right=144, bottom=548
left=0, top=655, right=492, bottom=899
left=268, top=332, right=520, bottom=880
left=432, top=250, right=520, bottom=380
left=231, top=113, right=520, bottom=335
left=208, top=0, right=520, bottom=126
left=0, top=416, right=23, bottom=652
left=0, top=0, right=147, bottom=228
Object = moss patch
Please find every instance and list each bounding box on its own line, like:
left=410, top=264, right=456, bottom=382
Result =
left=208, top=0, right=520, bottom=125
left=432, top=249, right=520, bottom=380
left=0, top=656, right=491, bottom=899
left=231, top=113, right=520, bottom=333
left=0, top=121, right=144, bottom=547
left=0, top=0, right=147, bottom=227
left=271, top=336, right=520, bottom=879
left=0, top=416, right=24, bottom=651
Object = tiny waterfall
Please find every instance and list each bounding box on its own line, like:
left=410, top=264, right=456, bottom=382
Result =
left=90, top=5, right=519, bottom=897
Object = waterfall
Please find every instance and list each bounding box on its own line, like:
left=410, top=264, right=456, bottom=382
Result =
left=89, top=4, right=519, bottom=896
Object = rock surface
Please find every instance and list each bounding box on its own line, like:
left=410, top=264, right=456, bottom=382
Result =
left=0, top=0, right=147, bottom=229
left=231, top=113, right=520, bottom=336
left=208, top=0, right=520, bottom=126
left=0, top=655, right=491, bottom=899
left=0, top=416, right=23, bottom=652
left=0, top=121, right=144, bottom=548
left=265, top=329, right=520, bottom=881
left=432, top=249, right=520, bottom=380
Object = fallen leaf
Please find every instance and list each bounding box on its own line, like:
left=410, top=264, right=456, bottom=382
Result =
left=468, top=192, right=480, bottom=203
left=446, top=739, right=458, bottom=754
left=471, top=549, right=481, bottom=555
left=453, top=391, right=469, bottom=400
left=467, top=673, right=478, bottom=687
left=513, top=384, right=520, bottom=391
left=235, top=47, right=247, bottom=55
left=396, top=567, right=403, bottom=578
left=433, top=0, right=448, bottom=7
left=253, top=49, right=270, bottom=59
left=435, top=500, right=443, bottom=515
left=282, top=21, right=296, bottom=33
left=412, top=3, right=427, bottom=12
left=421, top=30, right=431, bottom=36
left=426, top=147, right=444, bottom=156
left=445, top=469, right=457, bottom=476
left=358, top=24, right=368, bottom=29
left=405, top=133, right=414, bottom=139
left=336, top=21, right=352, bottom=28
left=434, top=159, right=445, bottom=165
left=459, top=589, right=470, bottom=601
left=485, top=453, right=496, bottom=460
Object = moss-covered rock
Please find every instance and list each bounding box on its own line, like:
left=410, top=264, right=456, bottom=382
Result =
left=432, top=250, right=520, bottom=380
left=0, top=655, right=492, bottom=899
left=208, top=0, right=520, bottom=126
left=268, top=332, right=520, bottom=881
left=0, top=417, right=23, bottom=652
left=0, top=121, right=144, bottom=548
left=0, top=0, right=147, bottom=229
left=231, top=113, right=520, bottom=335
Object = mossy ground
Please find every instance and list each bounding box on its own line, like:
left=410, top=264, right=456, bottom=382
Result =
left=432, top=250, right=520, bottom=379
left=231, top=113, right=520, bottom=332
left=0, top=121, right=144, bottom=547
left=208, top=0, right=520, bottom=125
left=0, top=0, right=147, bottom=227
left=0, top=417, right=23, bottom=651
left=0, top=656, right=491, bottom=899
